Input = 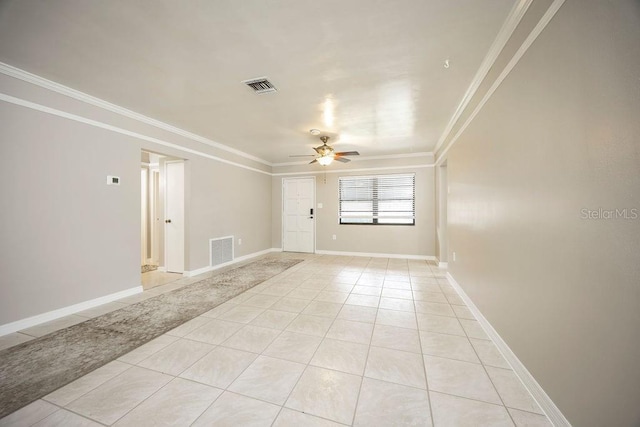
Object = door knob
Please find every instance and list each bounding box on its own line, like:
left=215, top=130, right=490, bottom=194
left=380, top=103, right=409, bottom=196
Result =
left=165, top=219, right=172, bottom=223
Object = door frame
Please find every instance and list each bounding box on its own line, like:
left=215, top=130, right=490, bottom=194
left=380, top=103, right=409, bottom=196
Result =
left=150, top=168, right=160, bottom=265
left=437, top=162, right=448, bottom=267
left=164, top=159, right=185, bottom=272
left=282, top=176, right=316, bottom=254
left=141, top=167, right=148, bottom=265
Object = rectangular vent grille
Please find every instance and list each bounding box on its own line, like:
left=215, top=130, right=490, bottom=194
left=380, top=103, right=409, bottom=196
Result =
left=210, top=236, right=234, bottom=267
left=242, top=77, right=277, bottom=94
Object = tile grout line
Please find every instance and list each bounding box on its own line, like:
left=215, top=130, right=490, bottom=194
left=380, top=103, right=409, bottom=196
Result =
left=269, top=263, right=366, bottom=426
left=455, top=290, right=518, bottom=426
left=60, top=263, right=305, bottom=425
left=412, top=264, right=437, bottom=427
left=42, top=361, right=137, bottom=410
left=106, top=373, right=179, bottom=426
left=32, top=400, right=110, bottom=427
left=56, top=362, right=141, bottom=425
left=182, top=270, right=314, bottom=425
left=348, top=266, right=378, bottom=426
left=190, top=263, right=313, bottom=426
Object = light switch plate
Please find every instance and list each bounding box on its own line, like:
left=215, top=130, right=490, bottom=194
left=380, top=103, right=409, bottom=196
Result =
left=317, top=203, right=323, bottom=208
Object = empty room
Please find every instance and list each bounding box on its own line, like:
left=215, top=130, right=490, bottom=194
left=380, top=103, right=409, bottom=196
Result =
left=0, top=0, right=638, bottom=426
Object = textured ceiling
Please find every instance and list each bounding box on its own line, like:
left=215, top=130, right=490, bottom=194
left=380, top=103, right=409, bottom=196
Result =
left=0, top=0, right=515, bottom=163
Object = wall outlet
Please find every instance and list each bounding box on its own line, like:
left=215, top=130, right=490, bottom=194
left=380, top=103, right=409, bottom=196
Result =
left=238, top=238, right=242, bottom=245
left=332, top=234, right=336, bottom=240
left=452, top=251, right=456, bottom=261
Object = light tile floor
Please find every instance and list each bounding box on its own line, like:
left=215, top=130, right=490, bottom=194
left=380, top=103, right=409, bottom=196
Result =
left=0, top=254, right=553, bottom=426
left=141, top=270, right=183, bottom=290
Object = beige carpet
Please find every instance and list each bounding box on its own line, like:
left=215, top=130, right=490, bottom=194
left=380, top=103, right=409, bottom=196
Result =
left=0, top=257, right=303, bottom=419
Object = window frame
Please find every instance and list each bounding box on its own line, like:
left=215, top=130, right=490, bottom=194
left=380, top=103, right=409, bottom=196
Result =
left=338, top=173, right=416, bottom=226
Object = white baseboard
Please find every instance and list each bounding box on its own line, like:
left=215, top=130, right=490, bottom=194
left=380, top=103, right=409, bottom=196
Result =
left=315, top=249, right=436, bottom=261
left=157, top=266, right=167, bottom=272
left=438, top=262, right=449, bottom=268
left=0, top=285, right=143, bottom=337
left=445, top=272, right=570, bottom=427
left=182, top=248, right=282, bottom=278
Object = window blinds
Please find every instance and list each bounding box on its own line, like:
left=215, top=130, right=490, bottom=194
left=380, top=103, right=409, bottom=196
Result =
left=339, top=173, right=415, bottom=225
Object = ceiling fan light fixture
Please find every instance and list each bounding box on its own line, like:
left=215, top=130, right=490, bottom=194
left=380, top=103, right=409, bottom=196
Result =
left=290, top=134, right=358, bottom=166
left=318, top=146, right=333, bottom=156
left=317, top=155, right=334, bottom=166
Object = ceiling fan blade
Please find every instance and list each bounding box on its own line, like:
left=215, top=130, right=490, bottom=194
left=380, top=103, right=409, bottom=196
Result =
left=289, top=154, right=316, bottom=157
left=334, top=157, right=351, bottom=163
left=334, top=151, right=360, bottom=156
left=309, top=159, right=318, bottom=164
left=313, top=146, right=321, bottom=153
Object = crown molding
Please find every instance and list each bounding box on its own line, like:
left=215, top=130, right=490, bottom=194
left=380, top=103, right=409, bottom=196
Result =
left=0, top=62, right=273, bottom=167
left=0, top=92, right=272, bottom=176
left=272, top=163, right=434, bottom=177
left=0, top=0, right=556, bottom=172
left=436, top=0, right=566, bottom=165
left=0, top=91, right=435, bottom=178
left=433, top=0, right=533, bottom=155
left=272, top=151, right=434, bottom=167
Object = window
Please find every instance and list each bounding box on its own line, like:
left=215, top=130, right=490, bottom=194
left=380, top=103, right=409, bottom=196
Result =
left=339, top=173, right=415, bottom=225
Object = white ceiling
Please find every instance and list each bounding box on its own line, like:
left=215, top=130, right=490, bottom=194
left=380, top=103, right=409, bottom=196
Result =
left=0, top=0, right=514, bottom=163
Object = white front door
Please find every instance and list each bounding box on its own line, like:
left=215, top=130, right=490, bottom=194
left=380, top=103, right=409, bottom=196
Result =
left=283, top=177, right=315, bottom=253
left=165, top=161, right=184, bottom=273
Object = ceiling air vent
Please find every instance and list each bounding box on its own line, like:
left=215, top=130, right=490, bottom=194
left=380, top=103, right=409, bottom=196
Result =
left=242, top=77, right=277, bottom=94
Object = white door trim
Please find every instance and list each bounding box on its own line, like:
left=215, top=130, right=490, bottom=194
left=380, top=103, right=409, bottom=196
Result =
left=150, top=169, right=160, bottom=265
left=282, top=176, right=316, bottom=254
left=140, top=167, right=148, bottom=266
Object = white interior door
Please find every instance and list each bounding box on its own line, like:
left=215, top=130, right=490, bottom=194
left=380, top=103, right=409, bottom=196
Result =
left=165, top=161, right=184, bottom=272
left=283, top=177, right=315, bottom=253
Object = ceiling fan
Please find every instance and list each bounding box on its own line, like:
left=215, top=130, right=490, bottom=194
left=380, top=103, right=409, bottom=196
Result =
left=290, top=135, right=360, bottom=166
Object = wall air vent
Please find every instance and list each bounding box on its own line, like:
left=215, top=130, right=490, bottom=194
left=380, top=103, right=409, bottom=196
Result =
left=210, top=236, right=234, bottom=267
left=242, top=77, right=277, bottom=94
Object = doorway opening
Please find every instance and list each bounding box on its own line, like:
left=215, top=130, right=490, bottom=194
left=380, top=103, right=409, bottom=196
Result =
left=140, top=150, right=184, bottom=289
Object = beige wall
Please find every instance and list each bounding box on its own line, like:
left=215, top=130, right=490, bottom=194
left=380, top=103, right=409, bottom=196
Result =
left=0, top=72, right=273, bottom=325
left=271, top=163, right=436, bottom=257
left=446, top=1, right=640, bottom=426
left=187, top=156, right=272, bottom=269
left=0, top=101, right=141, bottom=324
